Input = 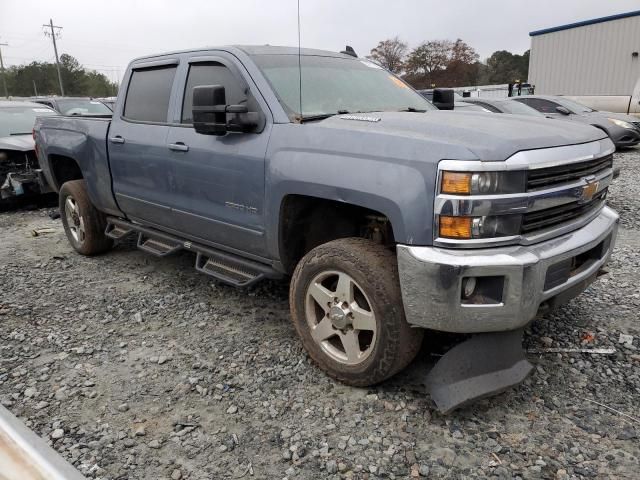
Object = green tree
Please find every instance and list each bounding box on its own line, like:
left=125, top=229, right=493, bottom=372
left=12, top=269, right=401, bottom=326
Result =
left=484, top=50, right=530, bottom=84
left=4, top=54, right=117, bottom=97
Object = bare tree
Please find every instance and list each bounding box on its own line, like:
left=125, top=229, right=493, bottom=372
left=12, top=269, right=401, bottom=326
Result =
left=368, top=37, right=408, bottom=73
left=404, top=40, right=453, bottom=86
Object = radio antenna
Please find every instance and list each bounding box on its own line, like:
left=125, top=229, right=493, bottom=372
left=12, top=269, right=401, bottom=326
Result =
left=297, top=0, right=302, bottom=121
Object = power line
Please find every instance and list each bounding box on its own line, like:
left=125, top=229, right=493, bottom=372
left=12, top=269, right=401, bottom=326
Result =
left=43, top=18, right=64, bottom=96
left=0, top=39, right=8, bottom=98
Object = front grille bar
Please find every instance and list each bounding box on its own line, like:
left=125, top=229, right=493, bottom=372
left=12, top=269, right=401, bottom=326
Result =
left=526, top=155, right=613, bottom=190
left=521, top=190, right=607, bottom=233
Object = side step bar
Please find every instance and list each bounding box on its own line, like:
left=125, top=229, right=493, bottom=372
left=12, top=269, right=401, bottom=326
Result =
left=137, top=233, right=182, bottom=257
left=105, top=217, right=281, bottom=287
left=105, top=223, right=133, bottom=240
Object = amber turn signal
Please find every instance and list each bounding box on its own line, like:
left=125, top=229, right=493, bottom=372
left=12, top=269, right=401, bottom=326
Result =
left=441, top=172, right=471, bottom=194
left=439, top=216, right=472, bottom=239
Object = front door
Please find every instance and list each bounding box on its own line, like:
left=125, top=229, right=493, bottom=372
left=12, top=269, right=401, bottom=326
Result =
left=109, top=61, right=178, bottom=229
left=165, top=57, right=270, bottom=256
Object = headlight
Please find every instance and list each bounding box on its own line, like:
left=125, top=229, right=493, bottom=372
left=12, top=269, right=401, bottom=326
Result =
left=608, top=118, right=634, bottom=129
left=440, top=171, right=526, bottom=195
left=439, top=215, right=522, bottom=239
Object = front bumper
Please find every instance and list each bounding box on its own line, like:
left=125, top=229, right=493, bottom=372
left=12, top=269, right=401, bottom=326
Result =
left=611, top=127, right=640, bottom=147
left=397, top=206, right=619, bottom=333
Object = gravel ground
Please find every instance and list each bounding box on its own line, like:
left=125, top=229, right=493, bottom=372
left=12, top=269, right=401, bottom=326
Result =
left=1, top=148, right=639, bottom=480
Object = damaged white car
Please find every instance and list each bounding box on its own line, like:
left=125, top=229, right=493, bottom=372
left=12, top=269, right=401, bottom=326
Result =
left=0, top=101, right=57, bottom=205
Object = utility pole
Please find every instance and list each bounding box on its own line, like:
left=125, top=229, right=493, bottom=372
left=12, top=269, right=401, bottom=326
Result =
left=43, top=18, right=64, bottom=96
left=0, top=40, right=8, bottom=99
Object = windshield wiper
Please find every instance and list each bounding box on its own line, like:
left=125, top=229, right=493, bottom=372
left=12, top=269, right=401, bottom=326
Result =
left=397, top=107, right=427, bottom=113
left=300, top=109, right=352, bottom=123
left=10, top=132, right=31, bottom=136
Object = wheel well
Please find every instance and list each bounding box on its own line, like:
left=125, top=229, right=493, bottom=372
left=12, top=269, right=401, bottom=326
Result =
left=279, top=195, right=395, bottom=274
left=49, top=155, right=83, bottom=190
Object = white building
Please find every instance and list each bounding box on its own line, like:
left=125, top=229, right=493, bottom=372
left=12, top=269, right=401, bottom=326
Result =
left=528, top=10, right=640, bottom=114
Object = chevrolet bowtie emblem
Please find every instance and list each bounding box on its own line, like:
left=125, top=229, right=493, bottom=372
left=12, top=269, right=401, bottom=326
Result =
left=580, top=181, right=599, bottom=203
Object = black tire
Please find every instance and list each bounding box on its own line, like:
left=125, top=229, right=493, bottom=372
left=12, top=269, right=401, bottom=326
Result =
left=290, top=238, right=423, bottom=386
left=59, top=180, right=113, bottom=255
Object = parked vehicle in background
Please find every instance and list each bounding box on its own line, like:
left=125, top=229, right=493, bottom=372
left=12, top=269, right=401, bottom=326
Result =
left=31, top=97, right=112, bottom=116
left=0, top=101, right=57, bottom=205
left=513, top=95, right=640, bottom=148
left=418, top=89, right=491, bottom=112
left=461, top=98, right=546, bottom=117
left=97, top=97, right=117, bottom=110
left=35, top=45, right=619, bottom=412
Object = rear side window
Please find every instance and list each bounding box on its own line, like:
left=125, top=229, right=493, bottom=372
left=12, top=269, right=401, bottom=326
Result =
left=474, top=102, right=501, bottom=113
left=181, top=62, right=248, bottom=124
left=517, top=98, right=558, bottom=114
left=124, top=66, right=177, bottom=122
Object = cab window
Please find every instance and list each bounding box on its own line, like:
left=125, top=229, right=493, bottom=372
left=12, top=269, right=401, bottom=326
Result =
left=181, top=62, right=254, bottom=124
left=124, top=65, right=177, bottom=123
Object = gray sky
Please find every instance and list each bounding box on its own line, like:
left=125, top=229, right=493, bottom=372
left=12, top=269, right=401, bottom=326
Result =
left=1, top=0, right=639, bottom=84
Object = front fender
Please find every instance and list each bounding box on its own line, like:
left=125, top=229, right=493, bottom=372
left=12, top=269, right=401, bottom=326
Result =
left=265, top=145, right=438, bottom=260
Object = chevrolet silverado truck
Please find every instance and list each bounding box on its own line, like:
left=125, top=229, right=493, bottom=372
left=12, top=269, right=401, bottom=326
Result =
left=34, top=46, right=619, bottom=412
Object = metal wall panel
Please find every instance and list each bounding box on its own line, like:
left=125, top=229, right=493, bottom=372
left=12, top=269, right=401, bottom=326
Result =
left=529, top=16, right=640, bottom=95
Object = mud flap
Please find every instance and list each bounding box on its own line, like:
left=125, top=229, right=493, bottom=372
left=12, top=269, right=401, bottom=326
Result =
left=425, top=329, right=533, bottom=414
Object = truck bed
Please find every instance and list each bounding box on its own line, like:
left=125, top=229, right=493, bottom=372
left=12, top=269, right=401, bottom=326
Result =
left=34, top=116, right=121, bottom=216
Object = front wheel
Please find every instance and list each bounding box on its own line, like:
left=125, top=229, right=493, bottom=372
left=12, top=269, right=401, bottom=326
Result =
left=290, top=238, right=423, bottom=386
left=59, top=180, right=113, bottom=255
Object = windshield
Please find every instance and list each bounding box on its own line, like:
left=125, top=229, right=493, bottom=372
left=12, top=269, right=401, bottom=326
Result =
left=0, top=105, right=57, bottom=137
left=497, top=100, right=545, bottom=117
left=252, top=54, right=435, bottom=119
left=555, top=97, right=595, bottom=113
left=55, top=99, right=112, bottom=116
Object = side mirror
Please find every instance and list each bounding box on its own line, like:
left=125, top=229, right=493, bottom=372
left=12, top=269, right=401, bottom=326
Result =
left=555, top=106, right=571, bottom=115
left=432, top=88, right=454, bottom=110
left=192, top=85, right=258, bottom=136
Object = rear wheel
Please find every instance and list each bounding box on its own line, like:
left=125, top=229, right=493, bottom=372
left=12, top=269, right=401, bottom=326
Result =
left=290, top=238, right=423, bottom=386
left=59, top=180, right=113, bottom=255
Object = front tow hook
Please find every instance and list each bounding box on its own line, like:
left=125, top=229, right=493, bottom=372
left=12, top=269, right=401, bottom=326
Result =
left=425, top=328, right=533, bottom=414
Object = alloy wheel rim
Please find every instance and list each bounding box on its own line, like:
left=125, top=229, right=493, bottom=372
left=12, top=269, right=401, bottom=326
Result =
left=305, top=270, right=377, bottom=366
left=64, top=196, right=85, bottom=244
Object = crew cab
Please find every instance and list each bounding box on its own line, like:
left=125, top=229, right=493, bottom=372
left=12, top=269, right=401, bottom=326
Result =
left=34, top=46, right=619, bottom=411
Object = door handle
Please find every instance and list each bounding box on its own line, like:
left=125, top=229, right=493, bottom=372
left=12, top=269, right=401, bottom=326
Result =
left=109, top=136, right=125, bottom=144
left=168, top=142, right=189, bottom=152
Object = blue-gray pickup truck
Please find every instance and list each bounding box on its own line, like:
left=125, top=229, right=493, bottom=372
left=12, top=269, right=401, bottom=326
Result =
left=34, top=46, right=619, bottom=411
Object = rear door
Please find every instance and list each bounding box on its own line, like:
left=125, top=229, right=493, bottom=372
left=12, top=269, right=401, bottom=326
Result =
left=108, top=59, right=179, bottom=228
left=165, top=53, right=271, bottom=256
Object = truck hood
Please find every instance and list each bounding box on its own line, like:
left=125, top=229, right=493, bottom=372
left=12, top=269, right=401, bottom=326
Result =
left=0, top=135, right=35, bottom=152
left=317, top=111, right=607, bottom=160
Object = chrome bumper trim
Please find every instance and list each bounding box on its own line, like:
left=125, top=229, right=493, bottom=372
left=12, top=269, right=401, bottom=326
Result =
left=0, top=405, right=86, bottom=480
left=398, top=207, right=619, bottom=333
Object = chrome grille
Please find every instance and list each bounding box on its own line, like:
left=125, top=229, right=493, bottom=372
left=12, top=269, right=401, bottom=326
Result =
left=521, top=189, right=607, bottom=234
left=526, top=155, right=613, bottom=191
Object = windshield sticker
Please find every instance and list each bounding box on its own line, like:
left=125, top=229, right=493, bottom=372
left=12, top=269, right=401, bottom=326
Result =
left=360, top=60, right=382, bottom=69
left=389, top=76, right=408, bottom=89
left=90, top=101, right=102, bottom=104
left=33, top=108, right=54, bottom=113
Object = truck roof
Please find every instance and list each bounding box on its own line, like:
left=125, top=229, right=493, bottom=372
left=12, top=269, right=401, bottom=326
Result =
left=130, top=45, right=357, bottom=63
